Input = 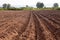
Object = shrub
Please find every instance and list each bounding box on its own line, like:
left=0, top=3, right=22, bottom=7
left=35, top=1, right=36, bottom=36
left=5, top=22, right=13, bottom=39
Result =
left=56, top=8, right=60, bottom=10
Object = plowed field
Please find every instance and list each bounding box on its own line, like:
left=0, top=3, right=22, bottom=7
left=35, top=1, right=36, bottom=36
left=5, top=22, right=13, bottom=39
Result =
left=0, top=10, right=60, bottom=40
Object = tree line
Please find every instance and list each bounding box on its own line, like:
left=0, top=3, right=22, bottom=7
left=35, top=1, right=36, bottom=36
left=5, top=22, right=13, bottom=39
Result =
left=0, top=2, right=60, bottom=10
left=36, top=2, right=59, bottom=8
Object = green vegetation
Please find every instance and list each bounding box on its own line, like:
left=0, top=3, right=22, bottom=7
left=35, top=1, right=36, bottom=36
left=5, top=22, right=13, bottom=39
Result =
left=36, top=2, right=44, bottom=8
left=2, top=3, right=11, bottom=10
left=0, top=2, right=60, bottom=10
left=53, top=3, right=59, bottom=8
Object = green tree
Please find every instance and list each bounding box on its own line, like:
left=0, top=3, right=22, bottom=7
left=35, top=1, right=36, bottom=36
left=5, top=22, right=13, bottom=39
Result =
left=3, top=3, right=7, bottom=9
left=3, top=3, right=11, bottom=9
left=53, top=3, right=59, bottom=8
left=26, top=5, right=29, bottom=7
left=36, top=2, right=44, bottom=8
left=7, top=4, right=11, bottom=9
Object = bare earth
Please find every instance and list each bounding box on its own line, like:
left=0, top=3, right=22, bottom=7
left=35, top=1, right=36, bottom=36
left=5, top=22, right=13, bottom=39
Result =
left=0, top=10, right=60, bottom=40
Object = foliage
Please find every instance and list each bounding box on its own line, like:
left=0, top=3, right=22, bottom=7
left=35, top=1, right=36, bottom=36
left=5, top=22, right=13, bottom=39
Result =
left=53, top=3, right=59, bottom=8
left=2, top=3, right=11, bottom=10
left=36, top=2, right=44, bottom=8
left=3, top=3, right=7, bottom=9
left=55, top=8, right=60, bottom=10
left=23, top=7, right=33, bottom=10
left=0, top=3, right=60, bottom=10
left=7, top=4, right=11, bottom=9
left=26, top=5, right=29, bottom=7
left=32, top=8, right=53, bottom=10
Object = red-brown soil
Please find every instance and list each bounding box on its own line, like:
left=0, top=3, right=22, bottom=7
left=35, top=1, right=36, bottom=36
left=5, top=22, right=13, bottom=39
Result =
left=0, top=10, right=60, bottom=40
